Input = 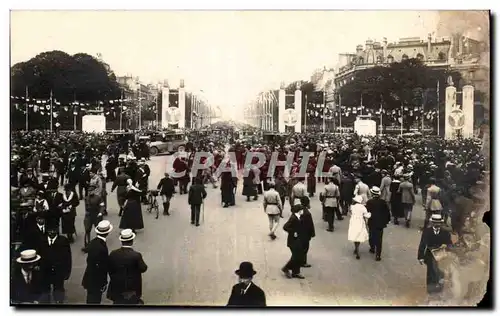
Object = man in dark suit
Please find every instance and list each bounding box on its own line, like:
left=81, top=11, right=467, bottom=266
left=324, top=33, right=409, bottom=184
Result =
left=11, top=249, right=43, bottom=304
left=227, top=261, right=266, bottom=306
left=340, top=171, right=354, bottom=215
left=157, top=172, right=175, bottom=215
left=22, top=215, right=47, bottom=253
left=366, top=186, right=391, bottom=261
left=188, top=177, right=207, bottom=227
left=39, top=227, right=72, bottom=303
left=82, top=220, right=112, bottom=304
left=79, top=164, right=91, bottom=200
left=299, top=196, right=316, bottom=268
left=281, top=205, right=305, bottom=279
left=45, top=187, right=63, bottom=231
left=417, top=214, right=453, bottom=294
left=107, top=229, right=148, bottom=305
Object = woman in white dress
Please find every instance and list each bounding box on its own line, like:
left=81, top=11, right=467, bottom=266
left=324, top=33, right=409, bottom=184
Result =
left=348, top=195, right=372, bottom=259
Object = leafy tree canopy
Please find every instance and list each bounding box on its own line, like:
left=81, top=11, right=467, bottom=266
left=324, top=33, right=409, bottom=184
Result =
left=337, top=58, right=463, bottom=111
left=11, top=50, right=121, bottom=102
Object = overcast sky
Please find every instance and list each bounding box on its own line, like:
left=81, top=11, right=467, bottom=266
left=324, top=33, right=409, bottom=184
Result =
left=11, top=11, right=439, bottom=120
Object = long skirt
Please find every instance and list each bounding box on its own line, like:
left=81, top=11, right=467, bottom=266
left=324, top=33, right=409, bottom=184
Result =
left=307, top=176, right=316, bottom=194
left=120, top=199, right=144, bottom=230
left=61, top=210, right=76, bottom=234
left=242, top=183, right=256, bottom=197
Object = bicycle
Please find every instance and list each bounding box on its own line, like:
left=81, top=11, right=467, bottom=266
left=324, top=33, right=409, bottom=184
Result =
left=147, top=190, right=160, bottom=219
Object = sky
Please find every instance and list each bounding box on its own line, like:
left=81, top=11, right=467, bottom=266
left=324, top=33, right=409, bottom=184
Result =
left=11, top=11, right=440, bottom=121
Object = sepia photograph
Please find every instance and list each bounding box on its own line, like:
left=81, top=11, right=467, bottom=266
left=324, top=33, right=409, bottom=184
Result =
left=9, top=8, right=491, bottom=307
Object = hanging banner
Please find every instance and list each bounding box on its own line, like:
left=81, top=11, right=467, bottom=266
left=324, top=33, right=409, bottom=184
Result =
left=462, top=85, right=474, bottom=138
left=82, top=115, right=106, bottom=133
left=444, top=81, right=457, bottom=140
left=167, top=106, right=181, bottom=125
left=283, top=108, right=298, bottom=126
left=161, top=87, right=170, bottom=129
left=294, top=88, right=302, bottom=133
left=278, top=88, right=286, bottom=133
left=178, top=87, right=186, bottom=128
left=354, top=118, right=376, bottom=136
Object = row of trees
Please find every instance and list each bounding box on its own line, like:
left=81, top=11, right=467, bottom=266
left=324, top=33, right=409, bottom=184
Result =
left=10, top=50, right=164, bottom=130
left=261, top=58, right=486, bottom=132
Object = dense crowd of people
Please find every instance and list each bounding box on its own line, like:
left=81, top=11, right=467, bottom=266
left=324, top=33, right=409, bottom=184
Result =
left=10, top=127, right=487, bottom=305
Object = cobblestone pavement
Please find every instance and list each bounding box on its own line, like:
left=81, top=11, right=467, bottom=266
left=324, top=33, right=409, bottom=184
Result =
left=64, top=155, right=430, bottom=306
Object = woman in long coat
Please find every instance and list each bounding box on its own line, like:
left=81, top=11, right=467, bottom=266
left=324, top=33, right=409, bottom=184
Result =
left=348, top=195, right=371, bottom=260
left=220, top=166, right=235, bottom=207
left=112, top=168, right=130, bottom=216
left=242, top=165, right=257, bottom=202
left=61, top=184, right=79, bottom=243
left=390, top=176, right=404, bottom=224
left=119, top=179, right=144, bottom=232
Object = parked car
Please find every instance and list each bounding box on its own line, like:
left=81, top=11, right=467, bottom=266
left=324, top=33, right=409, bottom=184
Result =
left=149, top=131, right=187, bottom=156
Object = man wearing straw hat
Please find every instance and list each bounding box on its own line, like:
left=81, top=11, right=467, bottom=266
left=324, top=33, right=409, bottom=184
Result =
left=82, top=220, right=113, bottom=304
left=107, top=229, right=148, bottom=305
left=366, top=186, right=391, bottom=261
left=11, top=249, right=43, bottom=304
left=417, top=214, right=453, bottom=294
left=227, top=261, right=266, bottom=306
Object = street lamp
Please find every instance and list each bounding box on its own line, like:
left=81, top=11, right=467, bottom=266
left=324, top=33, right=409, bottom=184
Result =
left=136, top=80, right=142, bottom=130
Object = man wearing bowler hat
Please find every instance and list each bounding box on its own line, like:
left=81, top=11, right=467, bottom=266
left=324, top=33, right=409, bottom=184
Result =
left=39, top=227, right=72, bottom=304
left=107, top=229, right=148, bottom=305
left=227, top=261, right=266, bottom=306
left=11, top=249, right=43, bottom=304
left=82, top=220, right=113, bottom=304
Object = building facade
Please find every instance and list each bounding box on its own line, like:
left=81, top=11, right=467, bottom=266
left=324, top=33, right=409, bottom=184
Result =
left=334, top=34, right=489, bottom=130
left=335, top=35, right=488, bottom=94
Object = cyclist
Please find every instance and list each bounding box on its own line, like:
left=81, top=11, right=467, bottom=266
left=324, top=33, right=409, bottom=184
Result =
left=156, top=172, right=175, bottom=216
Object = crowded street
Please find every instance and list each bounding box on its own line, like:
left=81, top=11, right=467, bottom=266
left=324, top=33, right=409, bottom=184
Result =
left=10, top=10, right=490, bottom=307
left=54, top=153, right=431, bottom=305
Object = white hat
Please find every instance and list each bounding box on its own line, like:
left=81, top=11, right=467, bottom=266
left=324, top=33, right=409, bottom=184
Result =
left=353, top=195, right=363, bottom=204
left=370, top=186, right=381, bottom=195
left=95, top=220, right=113, bottom=235
left=139, top=158, right=146, bottom=163
left=16, top=249, right=41, bottom=264
left=119, top=229, right=136, bottom=242
left=430, top=214, right=444, bottom=223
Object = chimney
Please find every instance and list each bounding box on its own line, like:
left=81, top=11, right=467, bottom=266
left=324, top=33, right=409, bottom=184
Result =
left=427, top=33, right=432, bottom=57
left=365, top=39, right=374, bottom=50
left=383, top=37, right=388, bottom=58
left=356, top=45, right=363, bottom=55
left=459, top=36, right=464, bottom=55
left=448, top=35, right=455, bottom=63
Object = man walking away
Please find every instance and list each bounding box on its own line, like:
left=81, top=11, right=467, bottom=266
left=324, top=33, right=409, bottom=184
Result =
left=188, top=177, right=207, bottom=227
left=82, top=220, right=112, bottom=305
left=263, top=182, right=282, bottom=240
left=107, top=229, right=148, bottom=305
left=366, top=187, right=391, bottom=261
left=299, top=196, right=315, bottom=268
left=399, top=174, right=416, bottom=228
left=281, top=205, right=305, bottom=279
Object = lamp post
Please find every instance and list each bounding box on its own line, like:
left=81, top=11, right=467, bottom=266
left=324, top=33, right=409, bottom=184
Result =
left=136, top=80, right=142, bottom=130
